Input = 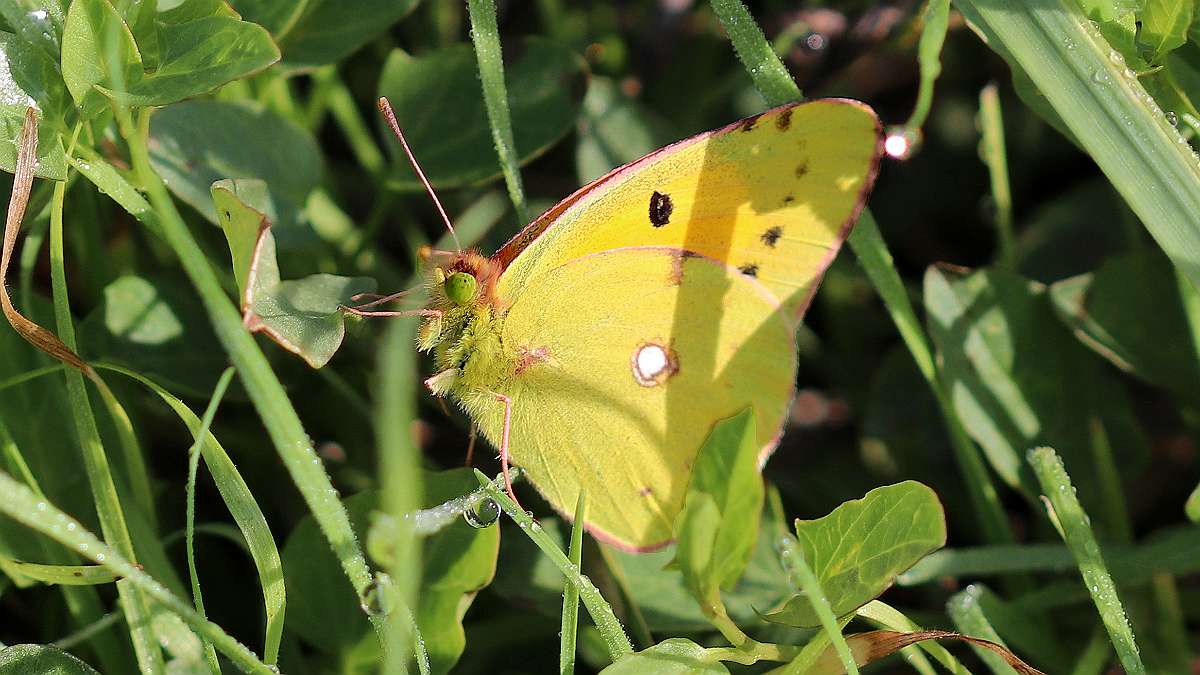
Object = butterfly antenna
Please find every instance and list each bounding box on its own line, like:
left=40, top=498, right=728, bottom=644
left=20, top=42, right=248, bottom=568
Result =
left=378, top=97, right=462, bottom=252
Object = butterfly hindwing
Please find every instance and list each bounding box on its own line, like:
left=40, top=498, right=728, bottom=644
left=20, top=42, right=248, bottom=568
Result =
left=470, top=247, right=796, bottom=549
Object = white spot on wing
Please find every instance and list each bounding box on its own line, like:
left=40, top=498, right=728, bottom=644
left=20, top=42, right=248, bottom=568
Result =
left=632, top=341, right=678, bottom=387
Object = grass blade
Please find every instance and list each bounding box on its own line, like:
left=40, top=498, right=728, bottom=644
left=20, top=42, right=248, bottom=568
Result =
left=953, top=0, right=1200, bottom=290
left=1027, top=447, right=1145, bottom=675
left=465, top=0, right=529, bottom=223
left=96, top=364, right=287, bottom=666
left=559, top=492, right=585, bottom=675
left=777, top=534, right=859, bottom=675
left=474, top=470, right=634, bottom=662
left=183, top=367, right=237, bottom=674
left=48, top=169, right=163, bottom=674
left=978, top=83, right=1015, bottom=269
left=709, top=0, right=1015, bottom=546
left=907, top=0, right=952, bottom=131
left=0, top=470, right=273, bottom=673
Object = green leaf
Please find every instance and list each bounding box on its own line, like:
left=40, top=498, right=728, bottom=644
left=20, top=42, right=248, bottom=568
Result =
left=149, top=100, right=321, bottom=236
left=0, top=644, right=101, bottom=674
left=225, top=0, right=306, bottom=39
left=672, top=408, right=763, bottom=609
left=0, top=30, right=75, bottom=134
left=378, top=38, right=587, bottom=190
left=599, top=639, right=728, bottom=675
left=59, top=0, right=141, bottom=119
left=78, top=274, right=227, bottom=397
left=278, top=0, right=418, bottom=69
left=1139, top=0, right=1194, bottom=63
left=284, top=476, right=498, bottom=672
left=0, top=1, right=66, bottom=64
left=213, top=179, right=374, bottom=368
left=924, top=266, right=1149, bottom=513
left=103, top=16, right=280, bottom=106
left=1048, top=252, right=1200, bottom=406
left=761, top=482, right=945, bottom=628
left=412, top=469, right=500, bottom=674
left=575, top=77, right=670, bottom=184
left=0, top=105, right=65, bottom=180
left=607, top=509, right=794, bottom=633
left=158, top=0, right=241, bottom=25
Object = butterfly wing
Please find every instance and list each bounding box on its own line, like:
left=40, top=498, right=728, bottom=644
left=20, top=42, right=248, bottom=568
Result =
left=473, top=247, right=796, bottom=550
left=493, top=99, right=883, bottom=320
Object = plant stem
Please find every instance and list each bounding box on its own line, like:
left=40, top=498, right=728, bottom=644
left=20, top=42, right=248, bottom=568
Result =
left=979, top=82, right=1016, bottom=269
left=114, top=104, right=386, bottom=641
left=465, top=0, right=530, bottom=224
left=475, top=470, right=634, bottom=662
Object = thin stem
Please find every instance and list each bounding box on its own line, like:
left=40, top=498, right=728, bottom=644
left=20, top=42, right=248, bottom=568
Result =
left=778, top=535, right=860, bottom=675
left=474, top=470, right=634, bottom=661
left=465, top=0, right=530, bottom=224
left=113, top=103, right=387, bottom=642
left=979, top=82, right=1016, bottom=269
left=559, top=492, right=585, bottom=675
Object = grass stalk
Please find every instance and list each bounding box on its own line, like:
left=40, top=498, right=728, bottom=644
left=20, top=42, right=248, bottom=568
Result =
left=952, top=0, right=1200, bottom=289
left=109, top=102, right=386, bottom=644
left=47, top=173, right=164, bottom=674
left=979, top=83, right=1016, bottom=269
left=777, top=534, right=859, bottom=675
left=465, top=0, right=530, bottom=224
left=709, top=0, right=1015, bottom=546
left=474, top=470, right=634, bottom=662
left=1027, top=447, right=1145, bottom=675
left=559, top=492, right=585, bottom=675
left=185, top=367, right=237, bottom=674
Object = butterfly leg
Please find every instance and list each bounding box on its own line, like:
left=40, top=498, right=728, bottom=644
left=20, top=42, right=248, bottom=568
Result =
left=464, top=424, right=477, bottom=467
left=348, top=288, right=417, bottom=310
left=492, top=391, right=523, bottom=511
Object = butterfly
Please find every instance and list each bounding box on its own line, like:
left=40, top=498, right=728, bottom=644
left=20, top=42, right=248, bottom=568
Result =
left=369, top=96, right=882, bottom=551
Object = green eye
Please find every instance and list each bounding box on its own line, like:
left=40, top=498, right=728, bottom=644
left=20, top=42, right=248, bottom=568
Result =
left=444, top=272, right=478, bottom=305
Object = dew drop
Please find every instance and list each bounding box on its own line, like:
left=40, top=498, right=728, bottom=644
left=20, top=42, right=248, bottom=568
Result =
left=463, top=496, right=500, bottom=529
left=883, top=125, right=922, bottom=161
left=1166, top=111, right=1179, bottom=127
left=1092, top=70, right=1110, bottom=85
left=1108, top=49, right=1124, bottom=65
left=359, top=575, right=394, bottom=617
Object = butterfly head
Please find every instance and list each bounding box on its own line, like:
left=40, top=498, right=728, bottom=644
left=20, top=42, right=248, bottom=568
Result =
left=443, top=271, right=477, bottom=306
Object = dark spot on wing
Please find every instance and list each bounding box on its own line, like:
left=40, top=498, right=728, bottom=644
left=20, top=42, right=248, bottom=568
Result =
left=776, top=109, right=793, bottom=131
left=795, top=160, right=809, bottom=178
left=649, top=191, right=673, bottom=227
left=740, top=114, right=761, bottom=132
left=783, top=194, right=795, bottom=205
left=761, top=226, right=783, bottom=248
left=738, top=263, right=759, bottom=277
left=638, top=486, right=653, bottom=496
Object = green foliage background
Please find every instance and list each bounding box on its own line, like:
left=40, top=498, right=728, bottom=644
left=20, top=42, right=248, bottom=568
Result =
left=0, top=0, right=1197, bottom=674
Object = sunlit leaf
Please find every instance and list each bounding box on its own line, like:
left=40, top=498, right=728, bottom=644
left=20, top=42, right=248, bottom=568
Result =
left=761, top=482, right=945, bottom=628
left=599, top=639, right=728, bottom=675
left=0, top=644, right=101, bottom=675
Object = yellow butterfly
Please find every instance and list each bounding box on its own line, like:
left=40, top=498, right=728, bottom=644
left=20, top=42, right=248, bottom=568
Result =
left=374, top=97, right=882, bottom=551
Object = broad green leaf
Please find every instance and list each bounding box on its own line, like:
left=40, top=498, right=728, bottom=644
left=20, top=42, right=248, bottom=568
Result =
left=378, top=38, right=587, bottom=190
left=225, top=0, right=306, bottom=39
left=924, top=266, right=1148, bottom=514
left=0, top=1, right=65, bottom=63
left=277, top=0, right=418, bottom=69
left=59, top=0, right=141, bottom=119
left=103, top=16, right=279, bottom=106
left=0, top=644, right=101, bottom=674
left=607, top=513, right=794, bottom=633
left=150, top=101, right=321, bottom=236
left=412, top=468, right=501, bottom=674
left=158, top=0, right=241, bottom=24
left=761, top=482, right=945, bottom=628
left=0, top=105, right=66, bottom=180
left=1075, top=0, right=1143, bottom=65
left=1048, top=252, right=1200, bottom=405
left=77, top=274, right=227, bottom=397
left=672, top=409, right=762, bottom=609
left=599, top=639, right=728, bottom=675
left=1139, top=0, right=1194, bottom=63
left=0, top=29, right=74, bottom=132
left=575, top=76, right=670, bottom=184
left=284, top=477, right=498, bottom=673
left=213, top=179, right=373, bottom=368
